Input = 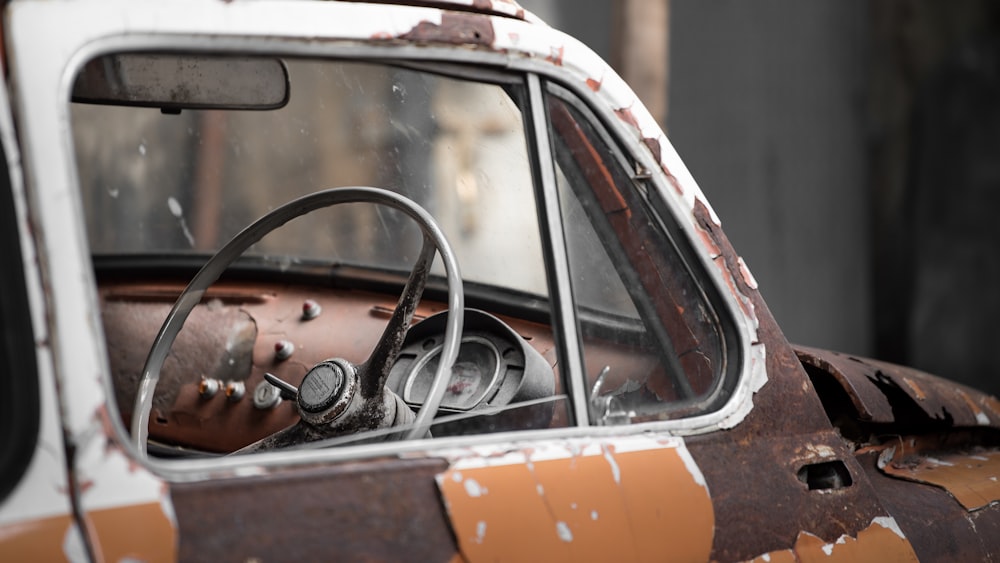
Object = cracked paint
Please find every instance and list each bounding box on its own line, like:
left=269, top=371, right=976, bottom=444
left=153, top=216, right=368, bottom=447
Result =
left=75, top=407, right=178, bottom=561
left=878, top=439, right=1000, bottom=511
left=746, top=517, right=918, bottom=562
left=436, top=436, right=713, bottom=562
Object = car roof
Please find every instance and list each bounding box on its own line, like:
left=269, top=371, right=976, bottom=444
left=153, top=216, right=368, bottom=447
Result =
left=336, top=0, right=537, bottom=22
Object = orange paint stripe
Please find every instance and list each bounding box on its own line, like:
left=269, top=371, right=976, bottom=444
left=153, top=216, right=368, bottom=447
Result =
left=747, top=518, right=918, bottom=563
left=437, top=442, right=713, bottom=563
left=882, top=448, right=1000, bottom=511
left=85, top=501, right=177, bottom=563
left=0, top=513, right=76, bottom=560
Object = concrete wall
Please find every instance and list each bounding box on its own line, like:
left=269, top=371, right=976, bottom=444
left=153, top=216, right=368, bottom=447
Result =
left=522, top=0, right=874, bottom=356
left=668, top=2, right=872, bottom=355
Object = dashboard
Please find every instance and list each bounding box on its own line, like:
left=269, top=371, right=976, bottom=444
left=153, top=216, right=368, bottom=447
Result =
left=98, top=278, right=562, bottom=453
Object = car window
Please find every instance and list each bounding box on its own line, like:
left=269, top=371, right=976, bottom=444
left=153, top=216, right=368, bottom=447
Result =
left=70, top=54, right=573, bottom=456
left=545, top=85, right=734, bottom=423
left=0, top=139, right=40, bottom=500
left=74, top=58, right=548, bottom=295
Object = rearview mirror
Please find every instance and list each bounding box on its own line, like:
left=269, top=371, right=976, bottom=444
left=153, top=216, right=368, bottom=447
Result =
left=72, top=53, right=290, bottom=111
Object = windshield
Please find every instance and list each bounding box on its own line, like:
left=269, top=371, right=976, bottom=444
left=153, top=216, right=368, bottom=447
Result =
left=72, top=57, right=547, bottom=296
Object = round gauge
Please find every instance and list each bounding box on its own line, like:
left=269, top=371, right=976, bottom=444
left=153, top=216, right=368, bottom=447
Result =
left=402, top=336, right=501, bottom=410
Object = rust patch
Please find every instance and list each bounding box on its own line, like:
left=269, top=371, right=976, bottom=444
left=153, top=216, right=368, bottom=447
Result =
left=0, top=514, right=75, bottom=560
left=172, top=457, right=456, bottom=561
left=878, top=438, right=1000, bottom=511
left=641, top=136, right=661, bottom=164
left=437, top=441, right=713, bottom=562
left=641, top=136, right=687, bottom=196
left=747, top=518, right=918, bottom=562
left=694, top=200, right=752, bottom=296
left=613, top=106, right=640, bottom=131
left=585, top=77, right=602, bottom=92
left=350, top=0, right=527, bottom=21
left=692, top=199, right=760, bottom=324
left=400, top=14, right=495, bottom=47
left=795, top=346, right=1000, bottom=430
left=901, top=377, right=926, bottom=400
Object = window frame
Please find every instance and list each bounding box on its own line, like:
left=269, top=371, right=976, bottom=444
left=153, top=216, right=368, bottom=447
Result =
left=540, top=81, right=743, bottom=422
left=18, top=10, right=759, bottom=482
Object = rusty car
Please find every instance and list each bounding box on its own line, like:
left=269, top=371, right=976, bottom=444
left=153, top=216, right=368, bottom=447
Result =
left=1, top=0, right=999, bottom=560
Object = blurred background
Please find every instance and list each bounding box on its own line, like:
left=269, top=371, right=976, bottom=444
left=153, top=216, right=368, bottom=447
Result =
left=520, top=0, right=1000, bottom=395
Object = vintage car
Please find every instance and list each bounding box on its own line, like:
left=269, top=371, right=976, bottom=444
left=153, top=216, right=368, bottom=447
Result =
left=1, top=0, right=999, bottom=560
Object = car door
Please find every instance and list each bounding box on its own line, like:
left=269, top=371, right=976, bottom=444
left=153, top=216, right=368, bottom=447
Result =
left=7, top=1, right=927, bottom=561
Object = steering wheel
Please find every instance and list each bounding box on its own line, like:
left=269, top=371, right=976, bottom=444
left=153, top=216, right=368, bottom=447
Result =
left=130, top=187, right=464, bottom=456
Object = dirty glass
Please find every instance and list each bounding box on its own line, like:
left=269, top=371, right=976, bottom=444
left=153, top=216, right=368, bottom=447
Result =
left=70, top=56, right=572, bottom=452
left=72, top=59, right=547, bottom=295
left=546, top=88, right=728, bottom=422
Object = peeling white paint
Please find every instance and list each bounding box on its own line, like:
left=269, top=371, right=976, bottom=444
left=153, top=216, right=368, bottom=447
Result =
left=475, top=520, right=487, bottom=544
left=977, top=411, right=991, bottom=426
left=804, top=444, right=837, bottom=459
left=925, top=457, right=955, bottom=467
left=718, top=342, right=768, bottom=430
left=878, top=446, right=896, bottom=470
left=872, top=516, right=906, bottom=540
left=737, top=256, right=758, bottom=289
left=555, top=521, right=573, bottom=542
left=821, top=543, right=834, bottom=556
left=62, top=522, right=87, bottom=563
left=590, top=510, right=598, bottom=521
left=465, top=478, right=487, bottom=498
left=233, top=465, right=267, bottom=478
left=675, top=442, right=708, bottom=488
left=602, top=445, right=622, bottom=485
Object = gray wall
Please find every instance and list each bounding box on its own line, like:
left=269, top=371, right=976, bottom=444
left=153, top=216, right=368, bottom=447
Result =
left=522, top=0, right=874, bottom=356
left=668, top=2, right=872, bottom=355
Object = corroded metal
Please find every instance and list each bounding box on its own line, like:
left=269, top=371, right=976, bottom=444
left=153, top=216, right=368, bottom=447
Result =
left=857, top=448, right=1000, bottom=561
left=170, top=457, right=458, bottom=561
left=745, top=517, right=918, bottom=562
left=797, top=345, right=1000, bottom=430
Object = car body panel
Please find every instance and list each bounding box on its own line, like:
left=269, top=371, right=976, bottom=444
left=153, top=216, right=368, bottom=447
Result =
left=435, top=435, right=713, bottom=562
left=0, top=1, right=999, bottom=562
left=797, top=345, right=1000, bottom=429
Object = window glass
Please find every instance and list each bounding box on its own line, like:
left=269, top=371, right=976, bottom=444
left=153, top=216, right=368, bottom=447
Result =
left=546, top=88, right=731, bottom=422
left=70, top=56, right=572, bottom=455
left=74, top=59, right=547, bottom=295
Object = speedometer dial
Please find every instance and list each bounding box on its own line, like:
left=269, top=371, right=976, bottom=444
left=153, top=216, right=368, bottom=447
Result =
left=402, top=336, right=501, bottom=410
